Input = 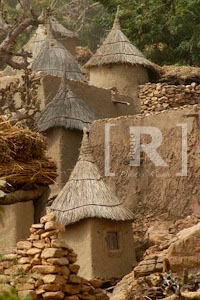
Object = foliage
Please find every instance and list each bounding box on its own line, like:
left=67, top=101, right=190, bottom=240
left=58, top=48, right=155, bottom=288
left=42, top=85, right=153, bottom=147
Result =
left=0, top=0, right=107, bottom=52
left=1, top=0, right=200, bottom=66
left=98, top=0, right=200, bottom=66
left=0, top=289, right=30, bottom=300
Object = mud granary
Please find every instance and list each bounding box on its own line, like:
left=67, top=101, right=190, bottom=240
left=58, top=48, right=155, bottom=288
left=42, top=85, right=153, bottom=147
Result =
left=1, top=15, right=140, bottom=196
left=85, top=6, right=158, bottom=98
left=0, top=5, right=199, bottom=285
left=49, top=130, right=135, bottom=280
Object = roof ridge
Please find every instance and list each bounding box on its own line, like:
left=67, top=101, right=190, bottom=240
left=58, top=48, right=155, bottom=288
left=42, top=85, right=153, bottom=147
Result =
left=112, top=5, right=121, bottom=30
left=79, top=129, right=94, bottom=162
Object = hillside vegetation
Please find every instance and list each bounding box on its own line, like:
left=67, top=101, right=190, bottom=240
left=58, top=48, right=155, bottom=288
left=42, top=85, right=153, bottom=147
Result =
left=0, top=0, right=200, bottom=66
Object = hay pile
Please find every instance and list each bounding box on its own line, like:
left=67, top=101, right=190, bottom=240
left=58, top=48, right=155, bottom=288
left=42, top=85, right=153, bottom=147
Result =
left=0, top=117, right=57, bottom=185
left=159, top=65, right=200, bottom=84
left=75, top=46, right=93, bottom=65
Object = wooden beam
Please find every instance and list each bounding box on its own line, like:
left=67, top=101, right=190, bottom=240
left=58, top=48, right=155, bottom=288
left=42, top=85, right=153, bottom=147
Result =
left=0, top=186, right=48, bottom=205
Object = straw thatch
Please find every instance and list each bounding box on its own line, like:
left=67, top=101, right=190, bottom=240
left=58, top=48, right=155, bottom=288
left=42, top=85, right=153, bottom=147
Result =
left=31, top=34, right=84, bottom=80
left=85, top=6, right=156, bottom=71
left=36, top=77, right=100, bottom=132
left=0, top=117, right=57, bottom=185
left=50, top=130, right=134, bottom=225
left=3, top=18, right=76, bottom=76
left=159, top=65, right=200, bottom=84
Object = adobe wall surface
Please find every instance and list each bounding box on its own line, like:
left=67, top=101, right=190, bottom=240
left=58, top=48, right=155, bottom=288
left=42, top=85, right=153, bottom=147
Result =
left=89, top=106, right=200, bottom=221
left=41, top=75, right=140, bottom=116
left=60, top=129, right=82, bottom=185
left=0, top=201, right=34, bottom=251
left=61, top=218, right=135, bottom=280
left=90, top=219, right=135, bottom=280
left=88, top=64, right=149, bottom=99
left=0, top=73, right=140, bottom=117
left=60, top=37, right=76, bottom=57
left=60, top=219, right=93, bottom=280
left=46, top=127, right=82, bottom=196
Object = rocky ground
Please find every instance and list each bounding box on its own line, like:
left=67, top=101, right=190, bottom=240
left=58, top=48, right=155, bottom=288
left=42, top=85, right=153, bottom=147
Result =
left=111, top=214, right=200, bottom=300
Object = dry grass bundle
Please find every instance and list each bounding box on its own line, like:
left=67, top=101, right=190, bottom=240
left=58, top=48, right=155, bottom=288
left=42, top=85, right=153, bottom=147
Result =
left=159, top=65, right=200, bottom=84
left=75, top=46, right=93, bottom=65
left=0, top=160, right=57, bottom=185
left=0, top=117, right=57, bottom=185
left=0, top=117, right=46, bottom=163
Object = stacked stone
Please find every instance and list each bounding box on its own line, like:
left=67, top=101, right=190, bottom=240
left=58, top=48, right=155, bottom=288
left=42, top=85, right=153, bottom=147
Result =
left=0, top=213, right=108, bottom=300
left=139, top=82, right=200, bottom=113
left=133, top=255, right=165, bottom=279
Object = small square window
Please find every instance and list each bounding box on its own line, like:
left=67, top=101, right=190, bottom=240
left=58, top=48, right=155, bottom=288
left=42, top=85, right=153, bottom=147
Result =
left=105, top=232, right=119, bottom=250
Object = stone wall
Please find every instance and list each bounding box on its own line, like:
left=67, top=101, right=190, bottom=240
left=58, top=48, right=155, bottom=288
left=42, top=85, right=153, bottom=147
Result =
left=0, top=213, right=108, bottom=300
left=89, top=106, right=200, bottom=222
left=139, top=82, right=200, bottom=114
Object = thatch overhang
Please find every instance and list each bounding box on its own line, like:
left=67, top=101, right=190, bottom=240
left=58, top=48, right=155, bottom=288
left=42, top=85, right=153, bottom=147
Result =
left=85, top=6, right=157, bottom=75
left=49, top=130, right=134, bottom=226
left=31, top=34, right=84, bottom=81
left=36, top=77, right=100, bottom=132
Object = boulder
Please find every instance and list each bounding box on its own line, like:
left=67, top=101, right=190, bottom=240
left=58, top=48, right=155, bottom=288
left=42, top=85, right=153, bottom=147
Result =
left=32, top=265, right=61, bottom=274
left=16, top=241, right=32, bottom=249
left=62, top=284, right=81, bottom=295
left=167, top=222, right=200, bottom=274
left=40, top=212, right=56, bottom=224
left=43, top=291, right=65, bottom=299
left=43, top=274, right=66, bottom=284
left=41, top=248, right=63, bottom=258
left=45, top=221, right=65, bottom=233
left=47, top=257, right=69, bottom=265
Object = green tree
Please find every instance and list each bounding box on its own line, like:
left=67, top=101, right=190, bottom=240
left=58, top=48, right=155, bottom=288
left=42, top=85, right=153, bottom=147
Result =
left=0, top=0, right=107, bottom=55
left=98, top=0, right=200, bottom=66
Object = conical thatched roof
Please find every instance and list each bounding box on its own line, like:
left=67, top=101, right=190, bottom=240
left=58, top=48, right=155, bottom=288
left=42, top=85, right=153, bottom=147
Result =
left=85, top=6, right=155, bottom=70
left=50, top=130, right=134, bottom=225
left=36, top=77, right=100, bottom=132
left=3, top=18, right=76, bottom=76
left=31, top=33, right=84, bottom=80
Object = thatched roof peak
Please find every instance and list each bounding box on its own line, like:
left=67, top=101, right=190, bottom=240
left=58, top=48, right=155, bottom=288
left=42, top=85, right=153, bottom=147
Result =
left=85, top=7, right=157, bottom=72
left=36, top=77, right=100, bottom=132
left=49, top=17, right=76, bottom=39
left=31, top=36, right=84, bottom=81
left=79, top=128, right=94, bottom=162
left=112, top=5, right=121, bottom=30
left=49, top=132, right=134, bottom=226
left=3, top=18, right=77, bottom=76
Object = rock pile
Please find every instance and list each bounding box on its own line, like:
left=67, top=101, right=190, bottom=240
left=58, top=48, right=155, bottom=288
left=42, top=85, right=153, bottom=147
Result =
left=0, top=213, right=108, bottom=300
left=142, top=270, right=200, bottom=300
left=139, top=82, right=200, bottom=113
left=111, top=220, right=200, bottom=300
